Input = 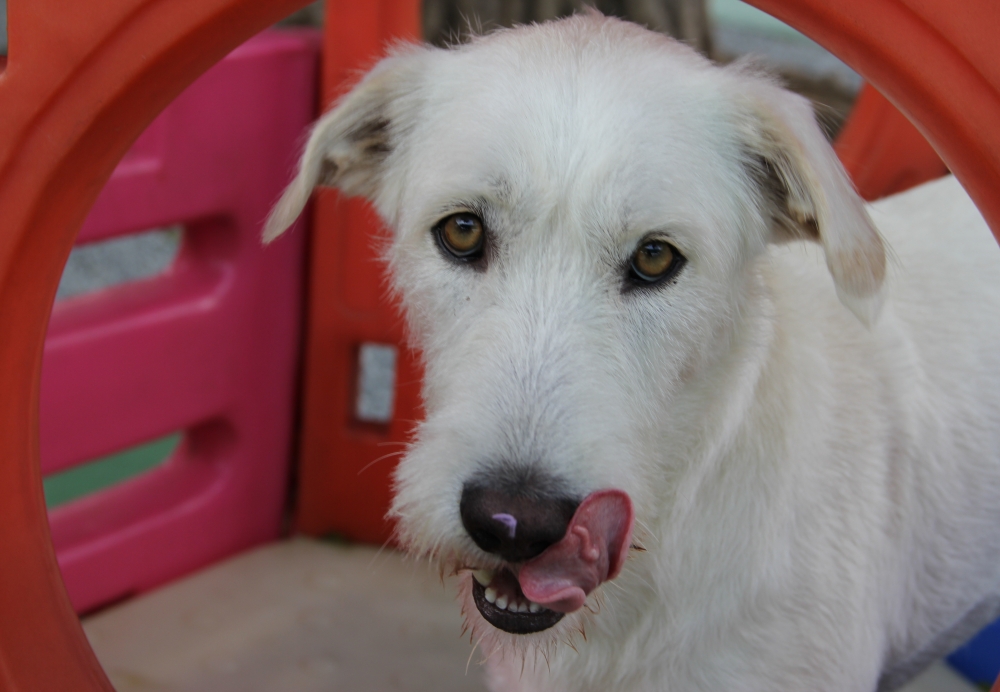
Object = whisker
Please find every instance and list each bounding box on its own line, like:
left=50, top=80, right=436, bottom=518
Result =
left=357, top=450, right=406, bottom=476
left=632, top=516, right=658, bottom=543
left=391, top=417, right=424, bottom=426
left=366, top=537, right=394, bottom=571
left=466, top=635, right=484, bottom=675
left=482, top=642, right=504, bottom=664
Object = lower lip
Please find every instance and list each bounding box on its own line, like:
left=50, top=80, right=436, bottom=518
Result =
left=471, top=575, right=565, bottom=634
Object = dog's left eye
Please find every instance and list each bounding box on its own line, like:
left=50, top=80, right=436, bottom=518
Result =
left=434, top=212, right=486, bottom=262
left=628, top=238, right=685, bottom=286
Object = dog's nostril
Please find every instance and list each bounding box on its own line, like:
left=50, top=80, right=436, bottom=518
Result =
left=460, top=481, right=579, bottom=563
left=471, top=529, right=502, bottom=554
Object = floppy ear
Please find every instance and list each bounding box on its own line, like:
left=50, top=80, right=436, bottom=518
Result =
left=737, top=79, right=887, bottom=326
left=262, top=49, right=425, bottom=243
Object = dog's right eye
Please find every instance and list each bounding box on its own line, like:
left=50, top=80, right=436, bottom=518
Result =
left=434, top=212, right=486, bottom=263
left=626, top=237, right=685, bottom=288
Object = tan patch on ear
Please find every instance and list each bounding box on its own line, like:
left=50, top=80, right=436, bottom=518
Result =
left=742, top=106, right=828, bottom=246
left=828, top=230, right=887, bottom=298
left=262, top=46, right=428, bottom=242
left=348, top=116, right=392, bottom=157
left=799, top=216, right=819, bottom=240
left=319, top=158, right=339, bottom=188
left=748, top=149, right=820, bottom=243
left=737, top=79, right=887, bottom=325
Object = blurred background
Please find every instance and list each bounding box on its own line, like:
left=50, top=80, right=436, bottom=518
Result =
left=0, top=0, right=862, bottom=306
left=0, top=0, right=862, bottom=307
left=0, top=0, right=859, bottom=128
left=299, top=0, right=860, bottom=134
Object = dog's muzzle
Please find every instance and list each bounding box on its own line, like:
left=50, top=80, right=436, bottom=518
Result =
left=461, top=482, right=634, bottom=634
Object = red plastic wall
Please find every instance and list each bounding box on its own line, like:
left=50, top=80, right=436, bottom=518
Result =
left=836, top=83, right=949, bottom=201
left=293, top=0, right=422, bottom=545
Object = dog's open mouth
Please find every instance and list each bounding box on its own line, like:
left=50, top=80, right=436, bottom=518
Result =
left=469, top=489, right=634, bottom=635
left=471, top=568, right=565, bottom=634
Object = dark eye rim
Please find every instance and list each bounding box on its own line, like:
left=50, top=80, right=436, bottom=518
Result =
left=625, top=237, right=686, bottom=289
left=433, top=211, right=487, bottom=264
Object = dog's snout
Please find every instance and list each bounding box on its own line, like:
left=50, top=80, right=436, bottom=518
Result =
left=460, top=482, right=579, bottom=562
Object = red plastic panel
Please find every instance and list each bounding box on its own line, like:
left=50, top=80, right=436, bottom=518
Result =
left=293, top=0, right=422, bottom=545
left=39, top=30, right=319, bottom=614
left=836, top=82, right=949, bottom=201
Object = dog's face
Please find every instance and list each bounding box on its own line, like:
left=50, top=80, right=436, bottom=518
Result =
left=265, top=15, right=885, bottom=649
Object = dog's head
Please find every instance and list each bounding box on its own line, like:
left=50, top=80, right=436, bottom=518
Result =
left=266, top=15, right=884, bottom=648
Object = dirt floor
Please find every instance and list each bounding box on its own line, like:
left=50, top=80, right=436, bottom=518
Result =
left=84, top=539, right=486, bottom=692
left=82, top=538, right=976, bottom=692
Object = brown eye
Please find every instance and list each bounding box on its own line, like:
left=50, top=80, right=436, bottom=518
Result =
left=629, top=238, right=684, bottom=285
left=436, top=212, right=485, bottom=261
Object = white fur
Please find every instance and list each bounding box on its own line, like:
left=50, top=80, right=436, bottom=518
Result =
left=266, top=16, right=1000, bottom=691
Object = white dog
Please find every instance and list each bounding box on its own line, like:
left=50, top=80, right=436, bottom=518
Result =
left=264, top=15, right=1000, bottom=691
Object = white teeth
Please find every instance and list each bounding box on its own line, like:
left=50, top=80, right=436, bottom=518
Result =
left=476, top=577, right=542, bottom=614
left=472, top=569, right=494, bottom=587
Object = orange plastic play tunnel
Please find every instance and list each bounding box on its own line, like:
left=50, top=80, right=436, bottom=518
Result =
left=0, top=1, right=312, bottom=688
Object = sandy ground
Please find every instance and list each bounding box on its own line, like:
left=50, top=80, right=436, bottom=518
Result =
left=84, top=539, right=487, bottom=692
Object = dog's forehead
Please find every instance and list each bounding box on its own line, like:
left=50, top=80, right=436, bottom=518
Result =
left=397, top=20, right=747, bottom=245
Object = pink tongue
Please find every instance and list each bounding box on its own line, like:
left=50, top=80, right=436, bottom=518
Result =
left=518, top=489, right=634, bottom=613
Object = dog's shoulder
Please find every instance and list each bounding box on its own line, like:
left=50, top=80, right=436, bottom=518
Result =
left=870, top=176, right=1000, bottom=366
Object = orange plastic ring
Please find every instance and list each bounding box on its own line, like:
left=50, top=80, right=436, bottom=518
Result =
left=746, top=0, right=1000, bottom=243
left=0, top=1, right=311, bottom=688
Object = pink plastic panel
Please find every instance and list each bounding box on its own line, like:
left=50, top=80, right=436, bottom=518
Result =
left=39, top=29, right=319, bottom=613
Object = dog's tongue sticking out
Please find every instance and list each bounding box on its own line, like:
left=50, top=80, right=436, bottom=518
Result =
left=519, top=489, right=634, bottom=613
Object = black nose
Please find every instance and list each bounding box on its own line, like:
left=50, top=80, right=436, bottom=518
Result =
left=460, top=482, right=579, bottom=563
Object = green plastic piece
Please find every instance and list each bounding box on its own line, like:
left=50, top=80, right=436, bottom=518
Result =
left=44, top=433, right=181, bottom=508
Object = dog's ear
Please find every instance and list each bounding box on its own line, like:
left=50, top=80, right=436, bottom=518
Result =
left=262, top=49, right=425, bottom=243
left=737, top=80, right=887, bottom=326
